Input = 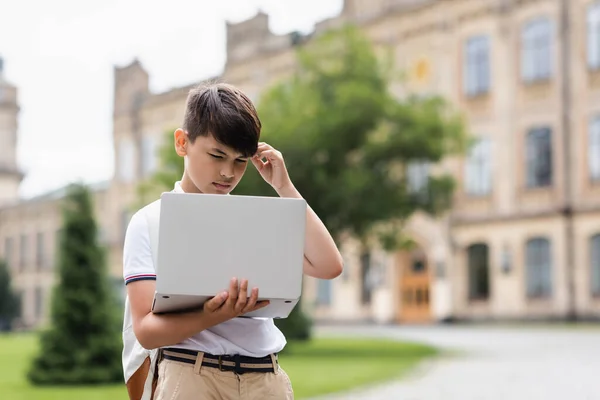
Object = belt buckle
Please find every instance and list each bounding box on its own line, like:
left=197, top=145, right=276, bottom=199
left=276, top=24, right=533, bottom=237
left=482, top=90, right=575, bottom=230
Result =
left=218, top=356, right=224, bottom=372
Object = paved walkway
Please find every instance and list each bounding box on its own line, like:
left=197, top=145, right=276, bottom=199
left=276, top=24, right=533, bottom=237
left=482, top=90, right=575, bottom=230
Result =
left=310, top=324, right=600, bottom=400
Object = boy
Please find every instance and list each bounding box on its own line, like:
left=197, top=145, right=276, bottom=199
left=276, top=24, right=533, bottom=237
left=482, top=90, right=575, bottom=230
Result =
left=122, top=82, right=343, bottom=399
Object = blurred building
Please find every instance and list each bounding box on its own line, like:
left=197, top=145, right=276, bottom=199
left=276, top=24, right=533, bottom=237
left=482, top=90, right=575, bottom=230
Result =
left=2, top=0, right=600, bottom=328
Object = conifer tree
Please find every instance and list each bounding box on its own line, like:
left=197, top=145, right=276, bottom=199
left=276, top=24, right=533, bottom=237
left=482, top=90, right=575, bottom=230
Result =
left=0, top=258, right=20, bottom=331
left=27, top=183, right=122, bottom=385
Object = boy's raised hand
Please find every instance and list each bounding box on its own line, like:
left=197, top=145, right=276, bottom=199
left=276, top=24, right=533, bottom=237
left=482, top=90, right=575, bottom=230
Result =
left=203, top=277, right=269, bottom=322
left=251, top=142, right=293, bottom=194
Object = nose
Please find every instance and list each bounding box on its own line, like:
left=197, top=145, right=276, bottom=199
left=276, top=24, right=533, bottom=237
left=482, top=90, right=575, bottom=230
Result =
left=220, top=166, right=234, bottom=180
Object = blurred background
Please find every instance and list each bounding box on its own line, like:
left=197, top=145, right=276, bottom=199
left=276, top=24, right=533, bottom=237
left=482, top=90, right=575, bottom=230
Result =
left=1, top=0, right=600, bottom=399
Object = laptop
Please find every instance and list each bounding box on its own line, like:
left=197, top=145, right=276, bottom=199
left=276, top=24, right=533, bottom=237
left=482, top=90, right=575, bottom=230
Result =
left=151, top=191, right=307, bottom=319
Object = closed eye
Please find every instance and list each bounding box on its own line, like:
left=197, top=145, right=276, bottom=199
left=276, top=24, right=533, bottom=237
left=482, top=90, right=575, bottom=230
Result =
left=209, top=153, right=223, bottom=159
left=235, top=159, right=248, bottom=164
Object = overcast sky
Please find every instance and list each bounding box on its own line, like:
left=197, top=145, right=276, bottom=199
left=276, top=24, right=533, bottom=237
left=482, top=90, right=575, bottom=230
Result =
left=0, top=0, right=343, bottom=198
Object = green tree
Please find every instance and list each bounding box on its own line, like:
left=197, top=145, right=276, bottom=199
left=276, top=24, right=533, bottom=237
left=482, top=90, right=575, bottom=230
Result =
left=0, top=259, right=20, bottom=332
left=236, top=24, right=468, bottom=249
left=27, top=183, right=122, bottom=385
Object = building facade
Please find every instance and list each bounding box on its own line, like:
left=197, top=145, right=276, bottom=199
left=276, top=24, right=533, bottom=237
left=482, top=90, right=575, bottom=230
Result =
left=2, top=0, right=600, bottom=329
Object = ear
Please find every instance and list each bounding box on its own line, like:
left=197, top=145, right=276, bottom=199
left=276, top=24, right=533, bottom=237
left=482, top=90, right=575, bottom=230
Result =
left=174, top=129, right=188, bottom=157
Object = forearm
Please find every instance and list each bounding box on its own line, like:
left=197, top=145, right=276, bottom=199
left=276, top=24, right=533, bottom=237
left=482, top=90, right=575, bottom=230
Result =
left=135, top=309, right=219, bottom=350
left=277, top=185, right=343, bottom=279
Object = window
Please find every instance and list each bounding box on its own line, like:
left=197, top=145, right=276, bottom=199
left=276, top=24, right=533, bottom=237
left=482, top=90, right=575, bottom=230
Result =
left=34, top=287, right=43, bottom=319
left=526, top=127, right=553, bottom=188
left=36, top=232, right=44, bottom=270
left=141, top=136, right=157, bottom=177
left=467, top=243, right=490, bottom=300
left=360, top=252, right=372, bottom=305
left=407, top=161, right=429, bottom=196
left=17, top=290, right=26, bottom=321
left=589, top=116, right=600, bottom=182
left=588, top=3, right=600, bottom=70
left=464, top=35, right=490, bottom=96
left=465, top=137, right=492, bottom=196
left=591, top=234, right=600, bottom=296
left=521, top=18, right=553, bottom=82
left=316, top=279, right=332, bottom=306
left=19, top=234, right=27, bottom=271
left=118, top=138, right=136, bottom=182
left=3, top=237, right=13, bottom=269
left=55, top=229, right=62, bottom=258
left=16, top=290, right=23, bottom=320
left=525, top=238, right=552, bottom=298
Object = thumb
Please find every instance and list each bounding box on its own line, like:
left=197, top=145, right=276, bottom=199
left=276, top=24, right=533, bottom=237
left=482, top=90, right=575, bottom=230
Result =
left=204, top=291, right=228, bottom=312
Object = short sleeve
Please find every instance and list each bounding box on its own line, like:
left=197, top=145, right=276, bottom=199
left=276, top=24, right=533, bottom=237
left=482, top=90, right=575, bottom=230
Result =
left=123, top=209, right=156, bottom=285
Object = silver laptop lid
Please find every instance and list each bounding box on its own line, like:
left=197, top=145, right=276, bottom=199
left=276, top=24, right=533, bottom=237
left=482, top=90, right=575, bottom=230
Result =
left=155, top=192, right=307, bottom=299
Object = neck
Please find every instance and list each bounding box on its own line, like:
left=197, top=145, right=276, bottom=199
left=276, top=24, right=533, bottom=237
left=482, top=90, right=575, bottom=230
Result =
left=180, top=173, right=202, bottom=194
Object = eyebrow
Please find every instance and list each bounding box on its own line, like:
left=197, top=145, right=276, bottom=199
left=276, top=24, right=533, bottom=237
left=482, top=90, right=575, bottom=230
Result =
left=211, top=148, right=227, bottom=155
left=211, top=147, right=247, bottom=159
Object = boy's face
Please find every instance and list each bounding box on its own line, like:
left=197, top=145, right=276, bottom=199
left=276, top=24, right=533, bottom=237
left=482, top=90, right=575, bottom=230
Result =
left=174, top=129, right=250, bottom=194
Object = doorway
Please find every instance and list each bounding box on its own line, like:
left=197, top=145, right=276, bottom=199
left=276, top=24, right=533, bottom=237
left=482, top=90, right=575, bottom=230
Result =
left=397, top=246, right=432, bottom=323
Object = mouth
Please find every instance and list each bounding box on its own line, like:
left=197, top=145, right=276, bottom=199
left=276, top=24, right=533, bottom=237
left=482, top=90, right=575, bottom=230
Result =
left=212, top=182, right=232, bottom=191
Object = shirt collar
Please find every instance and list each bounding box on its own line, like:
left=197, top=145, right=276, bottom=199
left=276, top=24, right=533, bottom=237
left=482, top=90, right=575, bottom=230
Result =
left=173, top=181, right=185, bottom=193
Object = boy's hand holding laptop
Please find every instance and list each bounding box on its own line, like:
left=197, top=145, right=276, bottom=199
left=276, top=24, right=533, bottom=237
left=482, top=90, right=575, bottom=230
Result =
left=201, top=277, right=270, bottom=323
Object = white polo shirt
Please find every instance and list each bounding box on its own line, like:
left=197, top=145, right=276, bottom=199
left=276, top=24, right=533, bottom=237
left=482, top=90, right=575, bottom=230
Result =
left=122, top=181, right=287, bottom=357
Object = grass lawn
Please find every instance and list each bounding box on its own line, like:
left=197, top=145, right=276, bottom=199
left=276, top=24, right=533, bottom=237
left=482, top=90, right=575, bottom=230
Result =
left=0, top=333, right=437, bottom=399
left=281, top=338, right=437, bottom=398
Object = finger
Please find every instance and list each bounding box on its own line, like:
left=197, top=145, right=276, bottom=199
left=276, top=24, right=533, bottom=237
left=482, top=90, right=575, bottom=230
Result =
left=204, top=292, right=228, bottom=312
left=257, top=142, right=273, bottom=151
left=226, top=277, right=239, bottom=307
left=257, top=150, right=280, bottom=162
left=242, top=287, right=259, bottom=313
left=250, top=155, right=265, bottom=171
left=235, top=279, right=249, bottom=313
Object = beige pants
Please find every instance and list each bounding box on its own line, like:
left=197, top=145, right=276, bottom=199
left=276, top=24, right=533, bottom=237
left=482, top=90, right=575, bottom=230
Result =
left=154, top=358, right=294, bottom=400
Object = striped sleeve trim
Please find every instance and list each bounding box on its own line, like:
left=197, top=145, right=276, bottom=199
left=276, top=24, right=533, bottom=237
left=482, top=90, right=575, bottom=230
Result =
left=125, top=274, right=157, bottom=285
